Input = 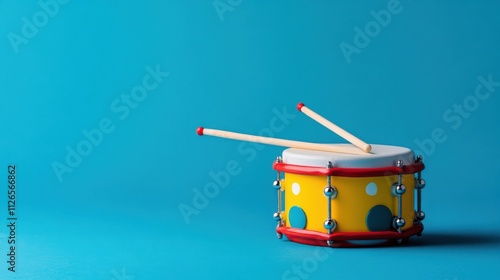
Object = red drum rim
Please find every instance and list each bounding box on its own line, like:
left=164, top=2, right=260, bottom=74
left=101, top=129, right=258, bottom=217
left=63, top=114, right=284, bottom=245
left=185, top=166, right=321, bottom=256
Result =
left=276, top=224, right=424, bottom=247
left=273, top=161, right=425, bottom=177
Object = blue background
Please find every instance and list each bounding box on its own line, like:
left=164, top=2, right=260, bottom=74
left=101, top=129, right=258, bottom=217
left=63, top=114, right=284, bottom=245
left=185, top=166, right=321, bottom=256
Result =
left=1, top=0, right=500, bottom=279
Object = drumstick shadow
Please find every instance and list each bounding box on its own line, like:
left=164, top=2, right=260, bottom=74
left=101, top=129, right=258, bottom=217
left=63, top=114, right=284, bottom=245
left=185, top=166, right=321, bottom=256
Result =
left=405, top=232, right=500, bottom=247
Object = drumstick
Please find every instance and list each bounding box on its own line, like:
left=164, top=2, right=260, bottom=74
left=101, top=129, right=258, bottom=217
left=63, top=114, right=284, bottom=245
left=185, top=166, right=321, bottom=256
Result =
left=297, top=103, right=372, bottom=153
left=196, top=127, right=366, bottom=155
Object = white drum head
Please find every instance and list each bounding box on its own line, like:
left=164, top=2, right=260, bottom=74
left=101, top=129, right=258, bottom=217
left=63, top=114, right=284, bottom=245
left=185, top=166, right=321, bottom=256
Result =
left=282, top=144, right=414, bottom=168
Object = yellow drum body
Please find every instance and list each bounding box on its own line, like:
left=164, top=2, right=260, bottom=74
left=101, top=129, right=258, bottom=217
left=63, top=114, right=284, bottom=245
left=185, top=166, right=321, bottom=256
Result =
left=281, top=173, right=415, bottom=233
left=273, top=144, right=426, bottom=246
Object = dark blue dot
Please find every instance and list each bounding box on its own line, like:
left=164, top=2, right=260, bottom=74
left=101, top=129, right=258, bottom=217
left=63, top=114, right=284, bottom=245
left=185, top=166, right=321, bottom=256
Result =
left=289, top=206, right=307, bottom=229
left=366, top=205, right=393, bottom=231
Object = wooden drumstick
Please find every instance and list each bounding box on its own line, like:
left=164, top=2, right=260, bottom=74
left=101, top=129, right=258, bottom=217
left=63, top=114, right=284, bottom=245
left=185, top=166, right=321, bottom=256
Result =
left=196, top=127, right=366, bottom=155
left=297, top=103, right=372, bottom=153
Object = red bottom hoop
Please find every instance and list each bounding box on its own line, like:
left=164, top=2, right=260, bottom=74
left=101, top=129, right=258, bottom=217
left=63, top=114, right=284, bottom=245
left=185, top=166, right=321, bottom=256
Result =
left=276, top=224, right=424, bottom=247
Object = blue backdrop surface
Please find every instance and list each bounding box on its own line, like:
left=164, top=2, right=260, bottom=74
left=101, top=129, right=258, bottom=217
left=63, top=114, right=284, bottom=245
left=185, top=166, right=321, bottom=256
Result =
left=1, top=0, right=500, bottom=279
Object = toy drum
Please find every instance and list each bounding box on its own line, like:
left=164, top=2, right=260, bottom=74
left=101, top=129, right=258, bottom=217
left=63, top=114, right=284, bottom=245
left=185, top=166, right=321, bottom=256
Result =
left=271, top=144, right=426, bottom=247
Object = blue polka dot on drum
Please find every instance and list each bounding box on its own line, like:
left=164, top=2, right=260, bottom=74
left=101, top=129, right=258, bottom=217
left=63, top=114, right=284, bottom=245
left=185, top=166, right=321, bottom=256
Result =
left=289, top=206, right=307, bottom=229
left=365, top=182, right=377, bottom=196
left=366, top=205, right=393, bottom=231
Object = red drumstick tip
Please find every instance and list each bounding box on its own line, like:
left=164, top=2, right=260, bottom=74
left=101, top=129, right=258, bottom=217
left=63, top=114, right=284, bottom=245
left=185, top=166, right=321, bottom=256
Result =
left=196, top=127, right=204, bottom=136
left=297, top=102, right=305, bottom=111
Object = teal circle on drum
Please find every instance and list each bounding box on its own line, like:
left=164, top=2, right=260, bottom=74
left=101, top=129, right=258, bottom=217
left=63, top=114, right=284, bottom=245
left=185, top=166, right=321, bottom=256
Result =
left=366, top=205, right=393, bottom=231
left=289, top=206, right=307, bottom=229
left=365, top=182, right=378, bottom=196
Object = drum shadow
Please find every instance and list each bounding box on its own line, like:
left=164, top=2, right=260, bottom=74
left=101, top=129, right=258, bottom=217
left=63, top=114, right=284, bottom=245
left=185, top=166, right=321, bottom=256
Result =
left=405, top=232, right=500, bottom=247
